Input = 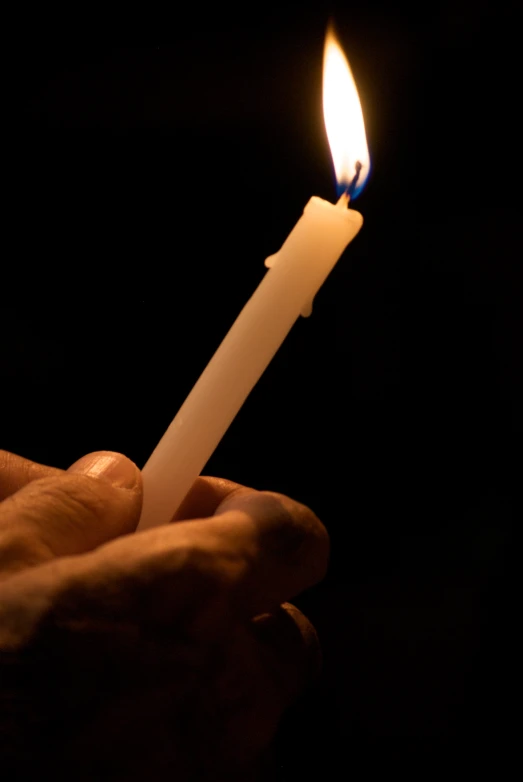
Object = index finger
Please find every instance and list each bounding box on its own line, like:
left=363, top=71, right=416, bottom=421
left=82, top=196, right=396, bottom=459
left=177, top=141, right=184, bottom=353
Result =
left=172, top=476, right=253, bottom=522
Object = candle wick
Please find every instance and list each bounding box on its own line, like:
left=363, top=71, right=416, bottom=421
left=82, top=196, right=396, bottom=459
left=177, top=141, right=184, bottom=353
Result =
left=336, top=162, right=362, bottom=209
left=346, top=161, right=363, bottom=198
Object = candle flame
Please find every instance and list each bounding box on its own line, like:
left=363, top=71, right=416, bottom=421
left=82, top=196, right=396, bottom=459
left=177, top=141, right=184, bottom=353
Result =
left=323, top=26, right=370, bottom=199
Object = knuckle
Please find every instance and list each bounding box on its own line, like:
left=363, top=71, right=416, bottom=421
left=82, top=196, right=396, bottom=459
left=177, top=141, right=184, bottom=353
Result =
left=34, top=475, right=108, bottom=525
left=255, top=491, right=330, bottom=580
left=2, top=475, right=114, bottom=556
left=260, top=490, right=329, bottom=545
left=174, top=539, right=248, bottom=593
left=120, top=530, right=248, bottom=598
left=105, top=534, right=250, bottom=630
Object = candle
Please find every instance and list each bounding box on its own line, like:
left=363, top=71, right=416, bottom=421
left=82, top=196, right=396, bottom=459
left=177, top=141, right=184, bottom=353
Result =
left=138, top=26, right=370, bottom=531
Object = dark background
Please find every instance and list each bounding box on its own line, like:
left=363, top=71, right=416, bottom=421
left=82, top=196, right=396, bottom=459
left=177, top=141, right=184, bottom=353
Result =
left=3, top=1, right=520, bottom=777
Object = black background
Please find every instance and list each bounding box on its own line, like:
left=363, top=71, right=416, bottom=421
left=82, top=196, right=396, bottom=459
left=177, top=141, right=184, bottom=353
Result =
left=3, top=1, right=520, bottom=777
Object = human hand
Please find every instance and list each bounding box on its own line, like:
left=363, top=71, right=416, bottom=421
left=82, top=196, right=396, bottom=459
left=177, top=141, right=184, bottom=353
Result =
left=0, top=449, right=328, bottom=781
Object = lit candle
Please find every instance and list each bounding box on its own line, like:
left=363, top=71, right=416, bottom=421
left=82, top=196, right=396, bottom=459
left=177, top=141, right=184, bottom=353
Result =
left=138, top=27, right=370, bottom=531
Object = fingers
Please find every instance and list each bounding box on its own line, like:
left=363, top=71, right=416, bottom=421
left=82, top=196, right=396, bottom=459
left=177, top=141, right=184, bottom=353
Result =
left=0, top=485, right=328, bottom=646
left=0, top=452, right=142, bottom=578
left=0, top=450, right=62, bottom=501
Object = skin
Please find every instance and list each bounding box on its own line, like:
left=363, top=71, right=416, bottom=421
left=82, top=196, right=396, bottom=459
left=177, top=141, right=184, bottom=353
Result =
left=0, top=449, right=329, bottom=781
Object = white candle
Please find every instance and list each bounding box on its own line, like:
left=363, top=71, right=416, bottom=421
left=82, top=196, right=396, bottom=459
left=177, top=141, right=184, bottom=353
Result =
left=138, top=26, right=370, bottom=530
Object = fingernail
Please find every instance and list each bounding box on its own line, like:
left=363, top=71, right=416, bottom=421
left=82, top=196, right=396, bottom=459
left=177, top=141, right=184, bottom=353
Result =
left=68, top=451, right=139, bottom=490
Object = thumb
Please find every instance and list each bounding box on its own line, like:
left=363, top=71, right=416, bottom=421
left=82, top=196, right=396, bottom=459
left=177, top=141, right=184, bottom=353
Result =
left=0, top=451, right=142, bottom=578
